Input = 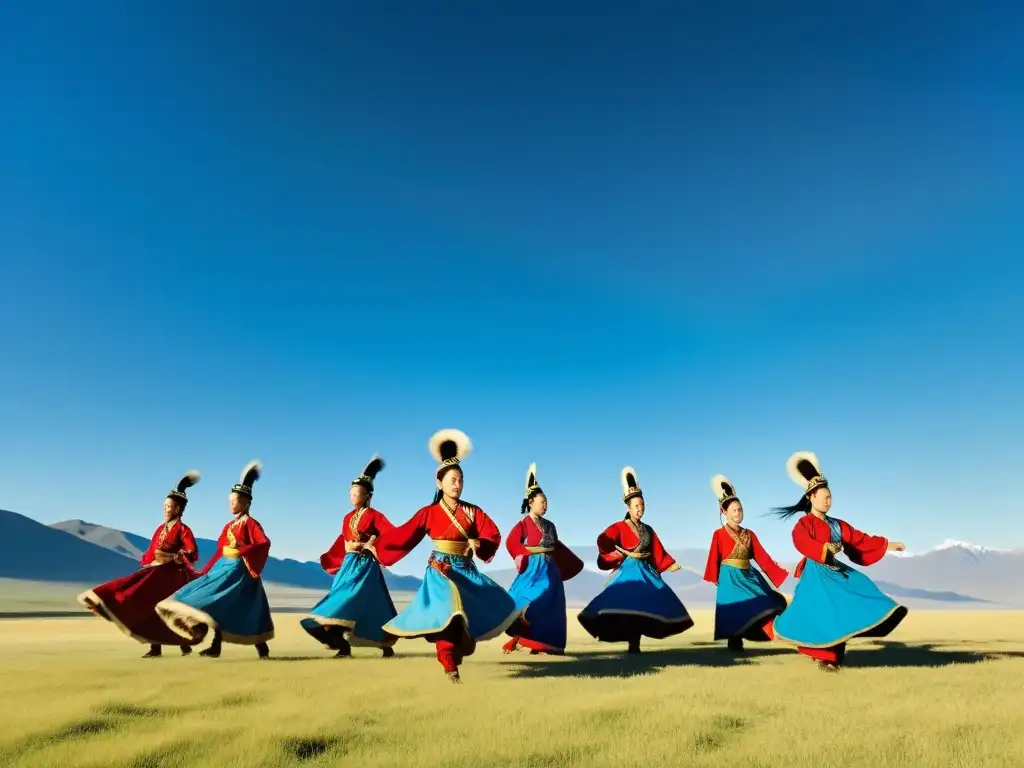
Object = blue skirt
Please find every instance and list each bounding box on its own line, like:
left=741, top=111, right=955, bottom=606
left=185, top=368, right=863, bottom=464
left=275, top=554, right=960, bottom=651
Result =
left=774, top=559, right=908, bottom=648
left=155, top=556, right=274, bottom=645
left=300, top=552, right=397, bottom=648
left=714, top=563, right=788, bottom=641
left=506, top=554, right=567, bottom=653
left=577, top=557, right=693, bottom=642
left=383, top=551, right=523, bottom=645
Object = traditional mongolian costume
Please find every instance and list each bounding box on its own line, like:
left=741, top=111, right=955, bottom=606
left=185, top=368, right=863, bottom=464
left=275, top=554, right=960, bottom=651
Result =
left=772, top=451, right=908, bottom=670
left=301, top=455, right=398, bottom=657
left=78, top=471, right=202, bottom=657
left=577, top=467, right=693, bottom=653
left=374, top=429, right=525, bottom=682
left=502, top=463, right=584, bottom=655
left=156, top=460, right=275, bottom=658
left=702, top=474, right=788, bottom=652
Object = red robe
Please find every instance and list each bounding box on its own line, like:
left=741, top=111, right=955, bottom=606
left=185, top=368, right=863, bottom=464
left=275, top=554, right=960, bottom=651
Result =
left=373, top=499, right=507, bottom=672
left=319, top=507, right=395, bottom=575
left=791, top=515, right=888, bottom=578
left=702, top=525, right=788, bottom=588
left=596, top=519, right=678, bottom=574
left=504, top=515, right=584, bottom=580
left=791, top=514, right=890, bottom=664
left=375, top=501, right=501, bottom=567
left=199, top=514, right=271, bottom=579
left=78, top=518, right=201, bottom=645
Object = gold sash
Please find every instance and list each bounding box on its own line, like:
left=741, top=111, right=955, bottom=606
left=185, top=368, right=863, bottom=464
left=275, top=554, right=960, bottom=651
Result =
left=432, top=539, right=471, bottom=556
left=222, top=546, right=240, bottom=558
left=151, top=550, right=176, bottom=564
left=526, top=546, right=554, bottom=554
left=721, top=558, right=750, bottom=570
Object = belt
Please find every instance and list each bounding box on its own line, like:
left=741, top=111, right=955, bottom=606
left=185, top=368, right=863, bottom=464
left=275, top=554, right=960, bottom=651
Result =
left=721, top=558, right=750, bottom=569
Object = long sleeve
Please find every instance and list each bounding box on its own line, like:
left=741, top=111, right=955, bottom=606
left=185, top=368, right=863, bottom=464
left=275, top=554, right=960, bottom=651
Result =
left=552, top=541, right=585, bottom=581
left=374, top=507, right=430, bottom=567
left=179, top=524, right=199, bottom=563
left=792, top=516, right=830, bottom=564
left=749, top=530, right=788, bottom=588
left=320, top=534, right=349, bottom=576
left=238, top=518, right=271, bottom=578
left=703, top=531, right=722, bottom=584
left=469, top=507, right=501, bottom=564
left=199, top=528, right=229, bottom=575
left=505, top=518, right=530, bottom=572
left=649, top=528, right=678, bottom=574
left=596, top=523, right=625, bottom=571
left=368, top=508, right=396, bottom=537
left=840, top=520, right=889, bottom=567
left=139, top=526, right=162, bottom=567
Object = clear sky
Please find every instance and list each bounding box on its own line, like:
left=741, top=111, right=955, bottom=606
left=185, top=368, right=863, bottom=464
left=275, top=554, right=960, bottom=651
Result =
left=1, top=2, right=1022, bottom=573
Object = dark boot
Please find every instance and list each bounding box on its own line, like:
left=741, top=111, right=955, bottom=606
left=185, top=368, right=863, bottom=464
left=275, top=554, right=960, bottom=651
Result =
left=142, top=644, right=161, bottom=658
left=381, top=646, right=395, bottom=658
left=179, top=644, right=192, bottom=656
left=199, top=630, right=222, bottom=657
left=333, top=636, right=352, bottom=658
left=255, top=642, right=270, bottom=659
left=728, top=637, right=745, bottom=653
left=627, top=637, right=641, bottom=655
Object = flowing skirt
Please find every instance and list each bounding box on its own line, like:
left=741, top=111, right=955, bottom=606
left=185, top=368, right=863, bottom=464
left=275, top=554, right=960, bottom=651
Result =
left=714, top=563, right=788, bottom=641
left=773, top=559, right=908, bottom=648
left=155, top=556, right=275, bottom=645
left=505, top=553, right=567, bottom=653
left=577, top=557, right=693, bottom=642
left=383, top=551, right=523, bottom=655
left=78, top=563, right=198, bottom=646
left=300, top=552, right=398, bottom=648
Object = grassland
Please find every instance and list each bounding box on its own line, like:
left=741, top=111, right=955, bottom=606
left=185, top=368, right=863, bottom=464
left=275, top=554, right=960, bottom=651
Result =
left=1, top=610, right=1023, bottom=768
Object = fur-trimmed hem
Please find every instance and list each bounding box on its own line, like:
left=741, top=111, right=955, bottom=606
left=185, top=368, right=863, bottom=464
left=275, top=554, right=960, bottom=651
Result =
left=155, top=598, right=275, bottom=646
left=301, top=615, right=398, bottom=648
left=774, top=604, right=908, bottom=648
left=77, top=590, right=151, bottom=645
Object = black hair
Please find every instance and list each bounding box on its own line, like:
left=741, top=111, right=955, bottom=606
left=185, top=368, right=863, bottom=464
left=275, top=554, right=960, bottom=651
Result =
left=521, top=487, right=544, bottom=515
left=770, top=494, right=812, bottom=520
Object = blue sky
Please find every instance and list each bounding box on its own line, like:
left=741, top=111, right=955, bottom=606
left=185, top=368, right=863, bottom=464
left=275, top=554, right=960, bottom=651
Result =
left=1, top=2, right=1022, bottom=573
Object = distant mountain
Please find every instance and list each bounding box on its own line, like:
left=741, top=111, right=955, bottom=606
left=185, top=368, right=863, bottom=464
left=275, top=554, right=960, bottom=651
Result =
left=0, top=510, right=148, bottom=584
left=8, top=509, right=1020, bottom=608
left=48, top=518, right=422, bottom=593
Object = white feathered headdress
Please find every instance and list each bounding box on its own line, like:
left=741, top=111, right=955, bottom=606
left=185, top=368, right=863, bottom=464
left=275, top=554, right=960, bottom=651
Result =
left=786, top=451, right=828, bottom=495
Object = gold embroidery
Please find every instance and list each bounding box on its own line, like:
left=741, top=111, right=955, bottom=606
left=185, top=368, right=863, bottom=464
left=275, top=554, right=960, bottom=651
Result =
left=723, top=525, right=752, bottom=561
left=439, top=499, right=471, bottom=540
left=348, top=507, right=365, bottom=541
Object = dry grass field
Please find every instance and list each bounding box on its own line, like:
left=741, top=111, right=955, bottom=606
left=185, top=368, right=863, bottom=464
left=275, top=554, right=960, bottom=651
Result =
left=1, top=609, right=1023, bottom=768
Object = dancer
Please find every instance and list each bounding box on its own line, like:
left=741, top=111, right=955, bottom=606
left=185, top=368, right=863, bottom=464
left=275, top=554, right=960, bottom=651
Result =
left=771, top=451, right=908, bottom=671
left=373, top=429, right=525, bottom=683
left=77, top=471, right=202, bottom=658
left=300, top=454, right=398, bottom=658
left=156, top=460, right=274, bottom=659
left=502, top=463, right=584, bottom=655
left=578, top=467, right=693, bottom=654
left=703, top=474, right=788, bottom=653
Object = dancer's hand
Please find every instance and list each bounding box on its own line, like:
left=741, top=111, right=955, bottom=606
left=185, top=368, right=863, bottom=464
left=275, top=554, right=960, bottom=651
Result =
left=827, top=542, right=844, bottom=554
left=887, top=541, right=906, bottom=552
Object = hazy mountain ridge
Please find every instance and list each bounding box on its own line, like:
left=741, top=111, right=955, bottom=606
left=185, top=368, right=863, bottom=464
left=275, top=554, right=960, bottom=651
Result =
left=1, top=510, right=1020, bottom=609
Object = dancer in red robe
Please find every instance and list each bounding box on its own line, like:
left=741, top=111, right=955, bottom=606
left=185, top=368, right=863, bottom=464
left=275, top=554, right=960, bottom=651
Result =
left=703, top=474, right=788, bottom=652
left=374, top=429, right=525, bottom=682
left=77, top=471, right=201, bottom=657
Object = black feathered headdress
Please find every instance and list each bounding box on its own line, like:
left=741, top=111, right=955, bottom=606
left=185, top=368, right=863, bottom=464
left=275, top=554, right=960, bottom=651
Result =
left=521, top=462, right=543, bottom=514
left=167, top=470, right=200, bottom=508
left=232, top=459, right=262, bottom=499
left=352, top=454, right=384, bottom=494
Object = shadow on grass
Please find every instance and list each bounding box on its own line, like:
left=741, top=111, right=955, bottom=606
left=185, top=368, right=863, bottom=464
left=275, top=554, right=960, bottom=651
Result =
left=502, top=645, right=789, bottom=678
left=848, top=640, right=1024, bottom=668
